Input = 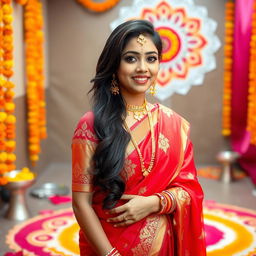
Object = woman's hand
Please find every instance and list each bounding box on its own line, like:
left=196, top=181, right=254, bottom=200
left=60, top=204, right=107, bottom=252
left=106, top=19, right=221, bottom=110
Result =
left=107, top=194, right=160, bottom=227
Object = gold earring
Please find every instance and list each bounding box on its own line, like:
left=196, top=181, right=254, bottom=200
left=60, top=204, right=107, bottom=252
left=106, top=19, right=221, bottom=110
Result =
left=110, top=74, right=119, bottom=95
left=150, top=80, right=157, bottom=96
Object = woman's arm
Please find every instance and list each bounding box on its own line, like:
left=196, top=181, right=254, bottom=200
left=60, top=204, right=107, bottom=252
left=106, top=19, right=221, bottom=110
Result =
left=107, top=194, right=160, bottom=227
left=72, top=191, right=113, bottom=256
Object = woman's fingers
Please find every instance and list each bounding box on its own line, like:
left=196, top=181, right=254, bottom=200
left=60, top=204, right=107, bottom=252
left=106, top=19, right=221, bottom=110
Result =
left=107, top=214, right=132, bottom=223
left=113, top=219, right=133, bottom=227
left=121, top=194, right=137, bottom=200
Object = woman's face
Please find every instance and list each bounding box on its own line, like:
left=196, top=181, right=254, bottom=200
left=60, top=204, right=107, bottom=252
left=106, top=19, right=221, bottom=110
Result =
left=117, top=35, right=160, bottom=96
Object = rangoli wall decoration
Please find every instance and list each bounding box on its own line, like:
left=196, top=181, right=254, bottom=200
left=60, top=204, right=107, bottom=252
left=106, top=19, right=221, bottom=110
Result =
left=111, top=0, right=221, bottom=100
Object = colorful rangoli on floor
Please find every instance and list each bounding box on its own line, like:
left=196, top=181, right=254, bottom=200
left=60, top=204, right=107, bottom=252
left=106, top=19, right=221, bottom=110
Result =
left=5, top=201, right=256, bottom=256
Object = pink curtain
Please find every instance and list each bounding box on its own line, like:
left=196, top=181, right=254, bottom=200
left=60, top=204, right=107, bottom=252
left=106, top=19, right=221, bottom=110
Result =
left=231, top=0, right=256, bottom=184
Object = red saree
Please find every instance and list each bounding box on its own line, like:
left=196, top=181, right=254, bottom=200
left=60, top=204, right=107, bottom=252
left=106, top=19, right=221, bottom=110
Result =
left=72, top=104, right=206, bottom=256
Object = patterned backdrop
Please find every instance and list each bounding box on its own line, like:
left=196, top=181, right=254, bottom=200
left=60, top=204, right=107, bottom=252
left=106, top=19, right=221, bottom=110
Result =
left=111, top=0, right=221, bottom=100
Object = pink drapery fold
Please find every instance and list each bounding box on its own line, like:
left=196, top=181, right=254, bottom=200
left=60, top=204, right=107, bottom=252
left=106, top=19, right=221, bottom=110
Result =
left=231, top=0, right=256, bottom=185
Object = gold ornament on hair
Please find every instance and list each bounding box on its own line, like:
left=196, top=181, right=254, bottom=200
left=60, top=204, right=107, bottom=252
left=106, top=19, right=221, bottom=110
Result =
left=137, top=34, right=147, bottom=46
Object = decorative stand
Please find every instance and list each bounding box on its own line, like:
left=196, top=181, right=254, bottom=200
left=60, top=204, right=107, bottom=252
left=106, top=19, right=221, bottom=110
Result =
left=5, top=178, right=35, bottom=221
left=216, top=151, right=240, bottom=184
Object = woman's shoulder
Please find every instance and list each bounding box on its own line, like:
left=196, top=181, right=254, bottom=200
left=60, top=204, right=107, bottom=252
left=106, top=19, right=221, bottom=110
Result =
left=76, top=111, right=94, bottom=128
left=73, top=111, right=97, bottom=141
left=157, top=103, right=190, bottom=127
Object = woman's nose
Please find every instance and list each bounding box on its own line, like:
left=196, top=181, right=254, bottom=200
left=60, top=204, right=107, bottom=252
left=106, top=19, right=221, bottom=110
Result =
left=136, top=60, right=147, bottom=72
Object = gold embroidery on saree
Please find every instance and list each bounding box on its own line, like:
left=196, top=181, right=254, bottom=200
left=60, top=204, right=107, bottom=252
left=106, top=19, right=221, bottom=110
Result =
left=121, top=159, right=137, bottom=181
left=158, top=133, right=170, bottom=153
left=74, top=122, right=97, bottom=140
left=186, top=173, right=194, bottom=180
left=138, top=186, right=147, bottom=195
left=176, top=187, right=191, bottom=205
left=131, top=215, right=160, bottom=256
left=159, top=104, right=173, bottom=117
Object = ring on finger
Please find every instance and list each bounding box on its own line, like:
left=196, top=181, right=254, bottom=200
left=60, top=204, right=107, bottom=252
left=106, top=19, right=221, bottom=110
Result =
left=124, top=216, right=128, bottom=221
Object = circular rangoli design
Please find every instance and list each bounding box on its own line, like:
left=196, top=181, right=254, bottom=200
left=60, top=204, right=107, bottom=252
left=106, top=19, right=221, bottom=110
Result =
left=6, top=201, right=256, bottom=256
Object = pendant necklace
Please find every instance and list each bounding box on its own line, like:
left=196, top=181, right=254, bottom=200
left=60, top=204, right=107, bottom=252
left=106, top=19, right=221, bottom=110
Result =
left=126, top=101, right=147, bottom=121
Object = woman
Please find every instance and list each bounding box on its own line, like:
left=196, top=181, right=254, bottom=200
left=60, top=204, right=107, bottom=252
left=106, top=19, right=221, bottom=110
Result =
left=72, top=20, right=206, bottom=256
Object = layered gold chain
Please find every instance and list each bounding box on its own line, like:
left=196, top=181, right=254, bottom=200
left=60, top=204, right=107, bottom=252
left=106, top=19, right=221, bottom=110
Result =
left=124, top=104, right=155, bottom=176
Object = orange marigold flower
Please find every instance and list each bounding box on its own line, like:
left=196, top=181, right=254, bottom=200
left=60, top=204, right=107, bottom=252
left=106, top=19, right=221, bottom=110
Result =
left=30, top=154, right=39, bottom=162
left=0, top=163, right=8, bottom=174
left=2, top=69, right=14, bottom=78
left=4, top=81, right=15, bottom=89
left=15, top=0, right=29, bottom=5
left=5, top=90, right=15, bottom=99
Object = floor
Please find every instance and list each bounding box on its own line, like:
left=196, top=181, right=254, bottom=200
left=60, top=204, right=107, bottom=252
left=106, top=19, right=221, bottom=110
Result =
left=0, top=162, right=255, bottom=254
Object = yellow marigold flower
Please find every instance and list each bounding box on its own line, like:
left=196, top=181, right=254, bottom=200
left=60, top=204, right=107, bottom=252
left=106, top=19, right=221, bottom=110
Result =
left=4, top=102, right=15, bottom=112
left=5, top=114, right=16, bottom=124
left=3, top=60, right=14, bottom=69
left=0, top=152, right=8, bottom=163
left=0, top=112, right=7, bottom=122
left=6, top=140, right=16, bottom=148
left=0, top=77, right=6, bottom=87
left=2, top=5, right=13, bottom=15
left=3, top=14, right=13, bottom=24
left=21, top=167, right=30, bottom=173
left=7, top=153, right=16, bottom=163
left=29, top=144, right=40, bottom=153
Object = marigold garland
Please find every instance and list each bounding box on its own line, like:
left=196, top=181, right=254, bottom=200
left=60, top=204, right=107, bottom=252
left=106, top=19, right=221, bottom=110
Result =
left=247, top=1, right=256, bottom=145
left=23, top=0, right=47, bottom=165
left=76, top=0, right=120, bottom=12
left=0, top=0, right=17, bottom=185
left=222, top=1, right=234, bottom=137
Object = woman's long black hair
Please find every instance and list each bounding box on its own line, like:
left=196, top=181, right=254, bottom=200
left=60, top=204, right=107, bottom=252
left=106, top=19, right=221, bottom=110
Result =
left=90, top=20, right=162, bottom=209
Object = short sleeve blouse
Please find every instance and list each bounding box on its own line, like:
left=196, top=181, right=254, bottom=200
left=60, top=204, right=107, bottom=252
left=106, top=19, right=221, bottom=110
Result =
left=71, top=112, right=97, bottom=193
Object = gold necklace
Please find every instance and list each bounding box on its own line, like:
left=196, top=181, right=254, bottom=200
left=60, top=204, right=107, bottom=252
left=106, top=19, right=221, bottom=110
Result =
left=124, top=105, right=156, bottom=176
left=126, top=101, right=147, bottom=121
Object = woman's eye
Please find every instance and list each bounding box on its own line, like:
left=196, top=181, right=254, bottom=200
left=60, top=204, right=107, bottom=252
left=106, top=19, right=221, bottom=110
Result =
left=147, top=56, right=158, bottom=63
left=124, top=56, right=136, bottom=63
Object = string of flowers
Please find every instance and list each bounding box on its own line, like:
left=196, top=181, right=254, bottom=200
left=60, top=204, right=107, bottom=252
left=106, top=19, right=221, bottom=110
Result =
left=76, top=0, right=120, bottom=13
left=23, top=0, right=47, bottom=165
left=222, top=0, right=234, bottom=137
left=0, top=0, right=16, bottom=185
left=247, top=0, right=256, bottom=145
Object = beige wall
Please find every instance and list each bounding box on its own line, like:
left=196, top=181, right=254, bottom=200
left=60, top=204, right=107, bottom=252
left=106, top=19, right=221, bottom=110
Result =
left=46, top=0, right=229, bottom=165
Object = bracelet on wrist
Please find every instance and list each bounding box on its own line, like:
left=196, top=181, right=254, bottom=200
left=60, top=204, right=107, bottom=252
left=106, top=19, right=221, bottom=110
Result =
left=154, top=190, right=177, bottom=214
left=162, top=190, right=177, bottom=213
left=105, top=247, right=121, bottom=256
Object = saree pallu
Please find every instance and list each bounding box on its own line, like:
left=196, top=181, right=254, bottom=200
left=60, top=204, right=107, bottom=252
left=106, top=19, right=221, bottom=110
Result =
left=72, top=104, right=206, bottom=256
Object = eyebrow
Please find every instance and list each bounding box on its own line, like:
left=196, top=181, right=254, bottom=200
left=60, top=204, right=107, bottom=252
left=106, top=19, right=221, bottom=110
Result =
left=122, top=50, right=158, bottom=56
